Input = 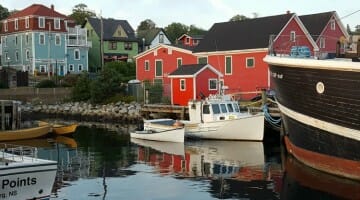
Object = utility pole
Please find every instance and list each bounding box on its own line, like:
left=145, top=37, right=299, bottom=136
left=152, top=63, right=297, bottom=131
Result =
left=100, top=11, right=104, bottom=71
left=47, top=22, right=52, bottom=78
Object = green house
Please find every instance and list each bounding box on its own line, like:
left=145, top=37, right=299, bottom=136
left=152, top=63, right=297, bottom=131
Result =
left=84, top=17, right=138, bottom=72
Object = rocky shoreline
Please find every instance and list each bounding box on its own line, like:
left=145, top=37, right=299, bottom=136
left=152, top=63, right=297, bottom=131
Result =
left=20, top=101, right=144, bottom=124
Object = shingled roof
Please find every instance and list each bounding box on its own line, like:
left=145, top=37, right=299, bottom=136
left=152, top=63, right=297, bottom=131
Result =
left=86, top=17, right=137, bottom=41
left=6, top=4, right=69, bottom=20
left=299, top=11, right=335, bottom=41
left=169, top=64, right=208, bottom=76
left=193, top=13, right=294, bottom=53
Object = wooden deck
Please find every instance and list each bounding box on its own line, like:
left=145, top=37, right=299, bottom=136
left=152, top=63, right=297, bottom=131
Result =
left=141, top=104, right=188, bottom=120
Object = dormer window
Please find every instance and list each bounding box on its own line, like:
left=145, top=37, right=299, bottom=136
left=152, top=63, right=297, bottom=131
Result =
left=25, top=17, right=29, bottom=29
left=290, top=31, right=296, bottom=42
left=14, top=19, right=18, bottom=30
left=39, top=17, right=45, bottom=28
left=54, top=18, right=60, bottom=29
left=185, top=37, right=190, bottom=44
left=159, top=33, right=164, bottom=43
left=4, top=21, right=8, bottom=32
left=330, top=19, right=335, bottom=30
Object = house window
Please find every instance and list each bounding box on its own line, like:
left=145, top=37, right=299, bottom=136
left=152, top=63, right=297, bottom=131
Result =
left=14, top=18, right=18, bottom=30
left=15, top=51, right=19, bottom=61
left=193, top=40, right=199, bottom=45
left=26, top=50, right=30, bottom=60
left=38, top=17, right=45, bottom=28
left=180, top=79, right=186, bottom=91
left=55, top=34, right=61, bottom=45
left=185, top=37, right=190, bottom=44
left=155, top=60, right=163, bottom=77
left=78, top=64, right=83, bottom=71
left=109, top=41, right=117, bottom=50
left=145, top=60, right=150, bottom=71
left=54, top=18, right=60, bottom=29
left=125, top=42, right=132, bottom=50
left=25, top=34, right=29, bottom=44
left=25, top=17, right=29, bottom=28
left=159, top=33, right=164, bottom=43
left=246, top=57, right=255, bottom=68
left=64, top=21, right=68, bottom=30
left=225, top=56, right=232, bottom=74
left=4, top=53, right=8, bottom=61
left=177, top=58, right=182, bottom=68
left=330, top=20, right=335, bottom=30
left=3, top=36, right=7, bottom=47
left=69, top=64, right=74, bottom=71
left=319, top=37, right=325, bottom=48
left=74, top=49, right=80, bottom=60
left=39, top=33, right=45, bottom=45
left=40, top=65, right=46, bottom=72
left=209, top=79, right=217, bottom=90
left=290, top=31, right=296, bottom=42
left=15, top=36, right=18, bottom=46
left=4, top=21, right=7, bottom=32
left=198, top=57, right=207, bottom=64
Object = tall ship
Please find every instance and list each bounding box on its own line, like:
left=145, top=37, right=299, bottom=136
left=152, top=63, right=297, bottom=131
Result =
left=264, top=36, right=360, bottom=180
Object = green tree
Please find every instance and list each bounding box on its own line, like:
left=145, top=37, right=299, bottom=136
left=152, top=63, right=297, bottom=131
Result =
left=71, top=72, right=91, bottom=101
left=165, top=22, right=189, bottom=43
left=229, top=14, right=249, bottom=21
left=104, top=61, right=135, bottom=82
left=0, top=4, right=10, bottom=30
left=188, top=24, right=206, bottom=36
left=137, top=19, right=156, bottom=33
left=90, top=67, right=122, bottom=103
left=70, top=3, right=96, bottom=25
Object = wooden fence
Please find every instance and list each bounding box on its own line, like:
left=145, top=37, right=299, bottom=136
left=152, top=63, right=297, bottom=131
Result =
left=0, top=87, right=72, bottom=103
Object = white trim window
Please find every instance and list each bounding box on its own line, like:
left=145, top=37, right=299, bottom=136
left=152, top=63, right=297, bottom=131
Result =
left=4, top=20, right=8, bottom=32
left=38, top=17, right=45, bottom=28
left=25, top=17, right=29, bottom=29
left=55, top=34, right=61, bottom=45
left=209, top=79, right=218, bottom=90
left=40, top=65, right=46, bottom=73
left=177, top=58, right=182, bottom=68
left=69, top=64, right=74, bottom=71
left=78, top=64, right=83, bottom=71
left=290, top=31, right=296, bottom=42
left=3, top=36, right=7, bottom=47
left=319, top=37, right=325, bottom=48
left=198, top=56, right=207, bottom=64
left=225, top=56, right=232, bottom=75
left=26, top=50, right=30, bottom=60
left=54, top=18, right=60, bottom=30
left=180, top=79, right=186, bottom=91
left=14, top=18, right=18, bottom=30
left=159, top=33, right=164, bottom=43
left=155, top=59, right=163, bottom=77
left=15, top=51, right=19, bottom=61
left=185, top=37, right=190, bottom=44
left=25, top=34, right=29, bottom=44
left=15, top=35, right=18, bottom=46
left=74, top=49, right=80, bottom=60
left=144, top=60, right=150, bottom=71
left=39, top=33, right=45, bottom=45
left=330, top=19, right=335, bottom=30
left=246, top=57, right=255, bottom=68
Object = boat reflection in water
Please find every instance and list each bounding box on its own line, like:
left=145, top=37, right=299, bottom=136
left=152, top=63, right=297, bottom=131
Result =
left=282, top=156, right=360, bottom=200
left=132, top=139, right=282, bottom=199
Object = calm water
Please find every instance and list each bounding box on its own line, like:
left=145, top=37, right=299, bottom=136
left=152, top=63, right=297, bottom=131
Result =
left=11, top=122, right=360, bottom=200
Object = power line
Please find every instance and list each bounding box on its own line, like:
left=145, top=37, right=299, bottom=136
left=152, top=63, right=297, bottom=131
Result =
left=340, top=9, right=360, bottom=19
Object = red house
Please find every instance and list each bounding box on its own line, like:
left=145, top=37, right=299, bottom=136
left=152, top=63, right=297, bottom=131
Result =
left=134, top=44, right=197, bottom=97
left=177, top=34, right=204, bottom=47
left=168, top=64, right=223, bottom=105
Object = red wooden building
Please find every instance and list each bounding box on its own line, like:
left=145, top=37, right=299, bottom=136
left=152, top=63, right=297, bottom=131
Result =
left=168, top=64, right=223, bottom=105
left=176, top=34, right=204, bottom=47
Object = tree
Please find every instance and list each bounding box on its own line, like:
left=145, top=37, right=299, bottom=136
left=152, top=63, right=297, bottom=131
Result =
left=70, top=3, right=96, bottom=26
left=137, top=19, right=156, bottom=33
left=0, top=4, right=9, bottom=20
left=165, top=22, right=189, bottom=43
left=71, top=72, right=91, bottom=101
left=346, top=24, right=352, bottom=34
left=90, top=67, right=122, bottom=103
left=229, top=14, right=249, bottom=22
left=188, top=24, right=206, bottom=36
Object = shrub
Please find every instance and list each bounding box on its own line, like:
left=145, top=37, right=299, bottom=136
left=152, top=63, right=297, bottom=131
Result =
left=35, top=79, right=56, bottom=88
left=71, top=72, right=91, bottom=101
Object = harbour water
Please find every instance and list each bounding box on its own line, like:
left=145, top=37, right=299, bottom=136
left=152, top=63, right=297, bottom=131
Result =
left=13, top=123, right=360, bottom=200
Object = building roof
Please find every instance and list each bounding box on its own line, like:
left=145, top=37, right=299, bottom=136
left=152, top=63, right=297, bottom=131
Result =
left=86, top=17, right=137, bottom=41
left=137, top=28, right=170, bottom=45
left=299, top=11, right=335, bottom=41
left=5, top=4, right=69, bottom=20
left=169, top=64, right=208, bottom=76
left=193, top=13, right=294, bottom=53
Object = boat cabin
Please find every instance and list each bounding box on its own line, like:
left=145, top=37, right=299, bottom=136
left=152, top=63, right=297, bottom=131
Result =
left=188, top=94, right=242, bottom=123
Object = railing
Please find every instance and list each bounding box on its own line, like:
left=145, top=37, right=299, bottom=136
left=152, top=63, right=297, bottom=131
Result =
left=67, top=27, right=87, bottom=35
left=67, top=39, right=92, bottom=47
left=0, top=143, right=38, bottom=165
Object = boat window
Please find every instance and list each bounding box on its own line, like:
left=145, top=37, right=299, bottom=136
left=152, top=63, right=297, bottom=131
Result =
left=233, top=103, right=240, bottom=112
left=203, top=105, right=210, bottom=114
left=227, top=103, right=234, bottom=112
left=211, top=104, right=221, bottom=114
left=220, top=104, right=227, bottom=113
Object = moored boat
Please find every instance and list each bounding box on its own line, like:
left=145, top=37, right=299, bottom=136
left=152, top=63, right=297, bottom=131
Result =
left=182, top=93, right=264, bottom=141
left=264, top=41, right=360, bottom=180
left=130, top=127, right=185, bottom=143
left=52, top=123, right=78, bottom=135
left=0, top=123, right=51, bottom=141
left=0, top=143, right=57, bottom=199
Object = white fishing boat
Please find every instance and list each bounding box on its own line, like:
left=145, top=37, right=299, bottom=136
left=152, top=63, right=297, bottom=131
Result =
left=130, top=138, right=184, bottom=156
left=131, top=119, right=185, bottom=143
left=182, top=93, right=264, bottom=141
left=0, top=143, right=57, bottom=200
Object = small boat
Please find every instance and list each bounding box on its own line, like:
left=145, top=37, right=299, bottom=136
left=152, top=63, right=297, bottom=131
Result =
left=131, top=137, right=184, bottom=156
left=0, top=143, right=57, bottom=199
left=52, top=123, right=78, bottom=135
left=131, top=119, right=185, bottom=143
left=0, top=122, right=51, bottom=141
left=182, top=93, right=265, bottom=141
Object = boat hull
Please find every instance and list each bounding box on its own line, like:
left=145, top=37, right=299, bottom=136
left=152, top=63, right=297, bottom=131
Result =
left=266, top=55, right=360, bottom=180
left=0, top=125, right=50, bottom=141
left=0, top=153, right=57, bottom=200
left=52, top=124, right=78, bottom=135
left=184, top=114, right=264, bottom=141
left=130, top=128, right=184, bottom=143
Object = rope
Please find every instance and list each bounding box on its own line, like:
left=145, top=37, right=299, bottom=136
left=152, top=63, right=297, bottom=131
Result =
left=262, top=104, right=281, bottom=128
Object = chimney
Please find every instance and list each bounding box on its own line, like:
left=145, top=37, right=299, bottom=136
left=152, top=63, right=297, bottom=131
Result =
left=286, top=10, right=290, bottom=14
left=51, top=4, right=54, bottom=11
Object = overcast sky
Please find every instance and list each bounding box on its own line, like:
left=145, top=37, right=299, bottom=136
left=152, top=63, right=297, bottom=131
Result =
left=2, top=0, right=359, bottom=30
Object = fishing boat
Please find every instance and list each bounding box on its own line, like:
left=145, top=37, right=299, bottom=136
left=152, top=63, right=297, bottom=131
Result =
left=52, top=123, right=78, bottom=135
left=0, top=122, right=51, bottom=141
left=182, top=93, right=264, bottom=141
left=0, top=143, right=57, bottom=199
left=130, top=137, right=184, bottom=156
left=264, top=40, right=360, bottom=180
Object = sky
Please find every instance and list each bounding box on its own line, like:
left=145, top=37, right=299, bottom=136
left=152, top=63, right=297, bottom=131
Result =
left=1, top=0, right=359, bottom=31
